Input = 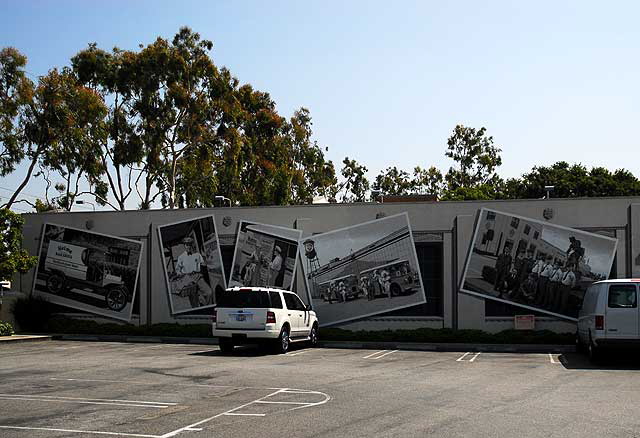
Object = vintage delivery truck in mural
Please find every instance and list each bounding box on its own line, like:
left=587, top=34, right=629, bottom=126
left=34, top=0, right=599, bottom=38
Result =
left=316, top=274, right=361, bottom=302
left=359, top=260, right=420, bottom=299
left=44, top=240, right=132, bottom=311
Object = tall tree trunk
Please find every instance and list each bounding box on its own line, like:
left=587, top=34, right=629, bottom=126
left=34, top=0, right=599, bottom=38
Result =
left=3, top=153, right=39, bottom=209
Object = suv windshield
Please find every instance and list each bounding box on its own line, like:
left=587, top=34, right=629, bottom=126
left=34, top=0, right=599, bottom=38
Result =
left=217, top=290, right=271, bottom=308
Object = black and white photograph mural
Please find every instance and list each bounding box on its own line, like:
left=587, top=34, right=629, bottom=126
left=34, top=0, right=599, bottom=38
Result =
left=32, top=224, right=143, bottom=321
left=229, top=222, right=302, bottom=290
left=300, top=212, right=426, bottom=326
left=461, top=208, right=618, bottom=320
left=158, top=216, right=226, bottom=315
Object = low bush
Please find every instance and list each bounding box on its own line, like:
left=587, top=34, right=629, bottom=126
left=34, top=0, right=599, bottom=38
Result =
left=47, top=316, right=211, bottom=338
left=11, top=296, right=55, bottom=333
left=0, top=321, right=15, bottom=336
left=320, top=327, right=574, bottom=345
left=44, top=316, right=573, bottom=344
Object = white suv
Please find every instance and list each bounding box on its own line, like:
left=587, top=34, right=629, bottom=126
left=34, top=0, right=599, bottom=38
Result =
left=212, top=287, right=319, bottom=354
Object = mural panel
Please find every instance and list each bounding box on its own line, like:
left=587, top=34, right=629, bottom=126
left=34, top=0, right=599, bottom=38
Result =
left=460, top=208, right=618, bottom=320
left=229, top=222, right=302, bottom=290
left=158, top=216, right=226, bottom=315
left=32, top=224, right=143, bottom=321
left=300, top=213, right=426, bottom=326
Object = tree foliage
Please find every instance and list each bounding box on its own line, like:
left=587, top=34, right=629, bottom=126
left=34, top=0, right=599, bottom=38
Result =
left=333, top=157, right=370, bottom=202
left=372, top=166, right=412, bottom=196
left=0, top=47, right=33, bottom=179
left=445, top=125, right=502, bottom=190
left=502, top=162, right=640, bottom=199
left=0, top=209, right=36, bottom=281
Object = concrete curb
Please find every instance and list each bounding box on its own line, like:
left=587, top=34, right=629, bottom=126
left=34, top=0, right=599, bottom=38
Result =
left=50, top=334, right=574, bottom=353
left=0, top=335, right=53, bottom=344
left=319, top=341, right=576, bottom=354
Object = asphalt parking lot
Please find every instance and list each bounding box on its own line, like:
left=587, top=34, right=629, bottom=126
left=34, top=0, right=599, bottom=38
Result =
left=2, top=341, right=640, bottom=437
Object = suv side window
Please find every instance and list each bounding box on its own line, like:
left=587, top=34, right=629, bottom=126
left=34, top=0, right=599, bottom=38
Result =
left=608, top=285, right=637, bottom=308
left=283, top=293, right=305, bottom=311
left=269, top=292, right=283, bottom=309
left=291, top=294, right=307, bottom=310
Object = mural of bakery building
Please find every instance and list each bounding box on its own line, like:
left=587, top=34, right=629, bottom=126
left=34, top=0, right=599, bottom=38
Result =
left=11, top=196, right=640, bottom=334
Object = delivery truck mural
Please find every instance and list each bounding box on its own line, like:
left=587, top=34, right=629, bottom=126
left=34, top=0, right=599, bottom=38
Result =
left=44, top=241, right=131, bottom=311
left=32, top=224, right=143, bottom=321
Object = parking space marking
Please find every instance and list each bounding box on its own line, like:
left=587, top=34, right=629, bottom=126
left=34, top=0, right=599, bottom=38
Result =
left=223, top=413, right=266, bottom=417
left=362, top=350, right=389, bottom=359
left=287, top=349, right=311, bottom=357
left=0, top=393, right=177, bottom=406
left=456, top=352, right=481, bottom=362
left=0, top=383, right=330, bottom=438
left=456, top=352, right=471, bottom=362
left=0, top=396, right=173, bottom=409
left=0, top=425, right=159, bottom=438
left=549, top=353, right=559, bottom=364
left=373, top=350, right=398, bottom=359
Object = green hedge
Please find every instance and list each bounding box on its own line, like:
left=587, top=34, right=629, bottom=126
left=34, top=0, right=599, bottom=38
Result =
left=0, top=321, right=15, bottom=336
left=320, top=327, right=574, bottom=345
left=11, top=296, right=55, bottom=332
left=44, top=316, right=573, bottom=344
left=47, top=317, right=212, bottom=338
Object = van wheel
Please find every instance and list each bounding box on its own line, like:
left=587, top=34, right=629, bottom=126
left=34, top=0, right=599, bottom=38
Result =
left=46, top=273, right=66, bottom=294
left=219, top=338, right=234, bottom=354
left=575, top=333, right=585, bottom=353
left=309, top=324, right=319, bottom=348
left=274, top=326, right=290, bottom=354
left=588, top=340, right=600, bottom=363
left=105, top=286, right=128, bottom=312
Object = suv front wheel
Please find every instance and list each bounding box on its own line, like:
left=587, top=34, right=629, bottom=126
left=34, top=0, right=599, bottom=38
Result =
left=309, top=324, right=318, bottom=347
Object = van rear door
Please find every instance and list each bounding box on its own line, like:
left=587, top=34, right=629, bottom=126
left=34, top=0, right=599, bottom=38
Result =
left=215, top=290, right=270, bottom=330
left=605, top=284, right=639, bottom=339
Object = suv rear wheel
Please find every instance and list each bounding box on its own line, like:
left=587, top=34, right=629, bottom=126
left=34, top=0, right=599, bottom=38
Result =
left=274, top=326, right=290, bottom=354
left=219, top=338, right=234, bottom=354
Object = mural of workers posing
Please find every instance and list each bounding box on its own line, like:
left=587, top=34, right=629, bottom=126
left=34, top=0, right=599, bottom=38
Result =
left=300, top=213, right=426, bottom=326
left=158, top=216, right=226, bottom=315
left=32, top=224, right=143, bottom=321
left=461, top=208, right=618, bottom=320
left=229, top=222, right=302, bottom=290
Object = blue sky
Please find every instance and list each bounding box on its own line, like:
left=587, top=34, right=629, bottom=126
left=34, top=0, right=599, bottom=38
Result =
left=1, top=0, right=639, bottom=210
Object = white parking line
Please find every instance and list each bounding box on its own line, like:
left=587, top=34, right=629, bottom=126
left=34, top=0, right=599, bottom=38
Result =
left=548, top=353, right=559, bottom=364
left=0, top=393, right=177, bottom=406
left=363, top=350, right=388, bottom=359
left=373, top=350, right=398, bottom=359
left=0, top=425, right=159, bottom=438
left=456, top=352, right=471, bottom=362
left=0, top=396, right=171, bottom=409
left=456, top=352, right=481, bottom=362
left=287, top=349, right=311, bottom=357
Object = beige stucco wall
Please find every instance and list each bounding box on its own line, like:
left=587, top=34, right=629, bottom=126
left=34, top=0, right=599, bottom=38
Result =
left=16, top=197, right=640, bottom=333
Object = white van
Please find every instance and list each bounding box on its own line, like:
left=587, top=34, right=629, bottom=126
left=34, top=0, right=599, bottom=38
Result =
left=577, top=279, right=640, bottom=360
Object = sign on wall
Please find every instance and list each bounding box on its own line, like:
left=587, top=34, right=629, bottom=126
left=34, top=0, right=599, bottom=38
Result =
left=157, top=216, right=226, bottom=315
left=299, top=212, right=427, bottom=326
left=460, top=208, right=618, bottom=320
left=32, top=223, right=143, bottom=322
left=229, top=221, right=302, bottom=290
